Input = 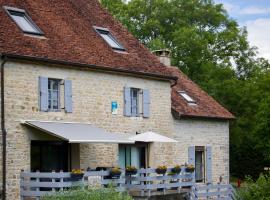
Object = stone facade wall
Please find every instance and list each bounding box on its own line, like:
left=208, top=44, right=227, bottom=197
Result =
left=2, top=60, right=174, bottom=199
left=0, top=59, right=230, bottom=199
left=173, top=119, right=230, bottom=184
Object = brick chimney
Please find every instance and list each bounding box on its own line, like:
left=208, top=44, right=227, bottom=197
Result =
left=152, top=49, right=171, bottom=67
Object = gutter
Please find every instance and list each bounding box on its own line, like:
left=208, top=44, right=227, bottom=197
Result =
left=1, top=55, right=7, bottom=200
left=171, top=108, right=235, bottom=121
left=2, top=53, right=178, bottom=82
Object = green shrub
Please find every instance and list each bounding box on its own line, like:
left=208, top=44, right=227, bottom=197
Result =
left=42, top=187, right=133, bottom=200
left=237, top=173, right=270, bottom=200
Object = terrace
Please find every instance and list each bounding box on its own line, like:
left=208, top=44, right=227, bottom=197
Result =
left=20, top=167, right=235, bottom=200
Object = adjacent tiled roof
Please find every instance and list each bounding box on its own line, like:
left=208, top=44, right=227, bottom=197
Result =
left=0, top=0, right=234, bottom=120
left=169, top=66, right=234, bottom=120
left=0, top=0, right=172, bottom=77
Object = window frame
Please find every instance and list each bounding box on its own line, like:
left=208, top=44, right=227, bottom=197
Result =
left=4, top=6, right=44, bottom=36
left=195, top=146, right=206, bottom=183
left=130, top=88, right=140, bottom=117
left=48, top=78, right=61, bottom=112
left=93, top=26, right=125, bottom=51
left=179, top=91, right=196, bottom=104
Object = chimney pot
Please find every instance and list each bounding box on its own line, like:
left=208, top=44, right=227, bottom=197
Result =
left=152, top=49, right=171, bottom=66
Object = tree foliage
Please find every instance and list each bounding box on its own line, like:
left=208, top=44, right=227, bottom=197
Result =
left=101, top=0, right=270, bottom=179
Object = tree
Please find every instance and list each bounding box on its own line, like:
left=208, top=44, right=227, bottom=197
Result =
left=101, top=0, right=270, bottom=179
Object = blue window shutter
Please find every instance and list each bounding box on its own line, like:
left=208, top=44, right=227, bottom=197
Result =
left=124, top=87, right=131, bottom=116
left=143, top=89, right=150, bottom=118
left=39, top=76, right=48, bottom=112
left=64, top=80, right=73, bottom=113
left=188, top=146, right=195, bottom=165
left=206, top=146, right=212, bottom=183
left=188, top=146, right=196, bottom=181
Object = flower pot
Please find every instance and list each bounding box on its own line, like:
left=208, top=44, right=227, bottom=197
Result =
left=110, top=171, right=122, bottom=179
left=70, top=173, right=84, bottom=181
left=185, top=168, right=195, bottom=173
left=125, top=170, right=137, bottom=175
left=171, top=168, right=181, bottom=174
left=156, top=168, right=167, bottom=175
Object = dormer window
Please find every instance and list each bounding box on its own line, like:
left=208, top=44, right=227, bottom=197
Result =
left=179, top=91, right=196, bottom=105
left=94, top=26, right=125, bottom=51
left=4, top=6, right=43, bottom=35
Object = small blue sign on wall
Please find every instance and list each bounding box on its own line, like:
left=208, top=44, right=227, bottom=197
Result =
left=111, top=101, right=118, bottom=115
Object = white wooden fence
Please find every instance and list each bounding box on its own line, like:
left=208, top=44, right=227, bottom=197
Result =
left=20, top=167, right=194, bottom=199
left=190, top=183, right=236, bottom=200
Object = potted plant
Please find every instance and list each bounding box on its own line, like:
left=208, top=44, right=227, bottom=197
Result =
left=186, top=164, right=195, bottom=173
left=110, top=167, right=122, bottom=179
left=70, top=169, right=84, bottom=181
left=156, top=165, right=167, bottom=175
left=125, top=166, right=137, bottom=175
left=171, top=165, right=182, bottom=174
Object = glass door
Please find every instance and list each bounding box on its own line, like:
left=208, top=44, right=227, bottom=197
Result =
left=31, top=141, right=69, bottom=172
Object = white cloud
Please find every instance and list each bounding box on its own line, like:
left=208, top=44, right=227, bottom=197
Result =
left=246, top=18, right=270, bottom=60
left=240, top=6, right=270, bottom=15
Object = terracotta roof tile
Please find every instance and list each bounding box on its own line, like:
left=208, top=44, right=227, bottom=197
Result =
left=0, top=0, right=172, bottom=77
left=168, top=67, right=234, bottom=120
left=0, top=0, right=234, bottom=120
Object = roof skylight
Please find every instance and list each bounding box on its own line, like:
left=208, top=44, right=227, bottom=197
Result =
left=179, top=91, right=196, bottom=104
left=4, top=6, right=43, bottom=35
left=94, top=26, right=125, bottom=51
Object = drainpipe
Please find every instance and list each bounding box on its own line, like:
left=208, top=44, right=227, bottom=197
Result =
left=1, top=55, right=7, bottom=200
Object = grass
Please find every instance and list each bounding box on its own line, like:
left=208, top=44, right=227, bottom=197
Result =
left=42, top=187, right=133, bottom=200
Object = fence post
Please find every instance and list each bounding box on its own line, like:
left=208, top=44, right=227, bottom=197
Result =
left=60, top=170, right=64, bottom=191
left=20, top=170, right=24, bottom=200
left=52, top=170, right=56, bottom=192
left=36, top=170, right=40, bottom=200
left=163, top=173, right=166, bottom=195
left=140, top=169, right=145, bottom=197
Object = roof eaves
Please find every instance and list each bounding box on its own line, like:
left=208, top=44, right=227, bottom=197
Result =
left=171, top=108, right=235, bottom=121
left=1, top=53, right=178, bottom=81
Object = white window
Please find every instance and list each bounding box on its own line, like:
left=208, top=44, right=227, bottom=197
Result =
left=131, top=88, right=140, bottom=117
left=179, top=91, right=196, bottom=104
left=5, top=7, right=43, bottom=35
left=94, top=27, right=125, bottom=50
left=48, top=79, right=61, bottom=111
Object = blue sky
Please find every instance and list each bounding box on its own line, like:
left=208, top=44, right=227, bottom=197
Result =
left=215, top=0, right=270, bottom=60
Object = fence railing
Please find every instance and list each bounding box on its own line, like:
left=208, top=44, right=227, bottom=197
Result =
left=190, top=183, right=236, bottom=200
left=20, top=167, right=194, bottom=199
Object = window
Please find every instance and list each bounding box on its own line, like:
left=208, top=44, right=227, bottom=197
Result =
left=124, top=87, right=150, bottom=118
left=39, top=77, right=72, bottom=113
left=31, top=141, right=69, bottom=172
left=48, top=79, right=61, bottom=111
left=195, top=146, right=205, bottom=182
left=94, top=26, right=125, bottom=51
left=4, top=6, right=43, bottom=35
left=179, top=91, right=196, bottom=104
left=131, top=88, right=140, bottom=117
left=119, top=144, right=147, bottom=169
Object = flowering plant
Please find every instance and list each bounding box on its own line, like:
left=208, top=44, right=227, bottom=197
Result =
left=156, top=165, right=167, bottom=174
left=110, top=167, right=122, bottom=178
left=125, top=166, right=137, bottom=175
left=71, top=169, right=84, bottom=175
left=186, top=164, right=195, bottom=172
left=171, top=165, right=182, bottom=174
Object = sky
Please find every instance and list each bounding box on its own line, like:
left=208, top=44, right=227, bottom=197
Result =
left=215, top=0, right=270, bottom=60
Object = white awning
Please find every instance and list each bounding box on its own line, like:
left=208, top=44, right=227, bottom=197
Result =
left=22, top=120, right=134, bottom=144
left=129, top=131, right=178, bottom=143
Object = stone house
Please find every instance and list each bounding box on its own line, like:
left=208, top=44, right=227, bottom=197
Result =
left=0, top=0, right=234, bottom=199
